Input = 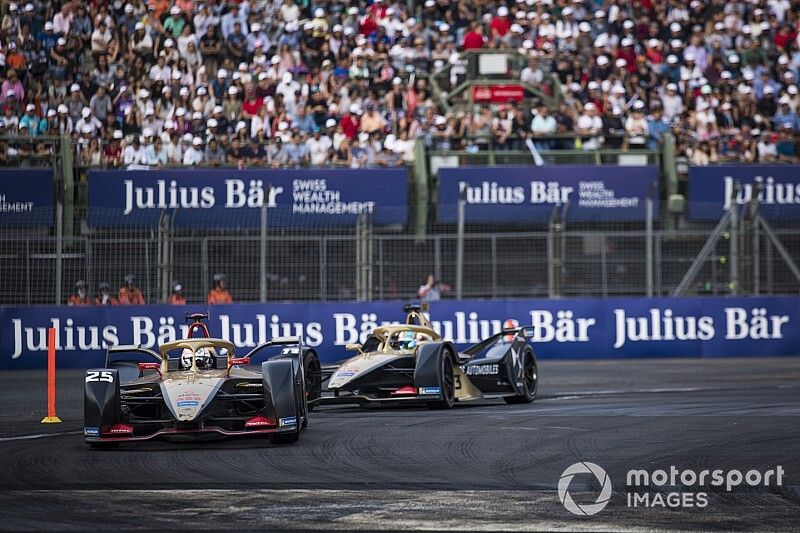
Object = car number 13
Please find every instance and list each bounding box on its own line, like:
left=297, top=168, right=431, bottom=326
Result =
left=86, top=370, right=114, bottom=383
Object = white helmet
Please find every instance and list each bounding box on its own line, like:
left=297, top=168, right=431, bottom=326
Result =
left=181, top=347, right=213, bottom=370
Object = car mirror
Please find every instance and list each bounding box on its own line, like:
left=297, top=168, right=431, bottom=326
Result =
left=345, top=343, right=362, bottom=352
left=229, top=357, right=251, bottom=366
left=138, top=362, right=162, bottom=377
left=519, top=326, right=535, bottom=340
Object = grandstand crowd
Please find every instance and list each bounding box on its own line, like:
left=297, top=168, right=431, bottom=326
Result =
left=0, top=0, right=799, bottom=167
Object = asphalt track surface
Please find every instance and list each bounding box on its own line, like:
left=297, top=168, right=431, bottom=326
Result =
left=0, top=358, right=798, bottom=531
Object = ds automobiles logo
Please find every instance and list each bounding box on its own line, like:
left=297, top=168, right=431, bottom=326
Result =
left=558, top=462, right=613, bottom=515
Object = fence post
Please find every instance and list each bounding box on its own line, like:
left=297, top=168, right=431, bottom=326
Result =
left=259, top=186, right=270, bottom=303
left=54, top=201, right=63, bottom=305
left=455, top=184, right=466, bottom=300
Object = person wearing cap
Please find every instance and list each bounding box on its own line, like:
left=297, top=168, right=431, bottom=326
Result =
left=68, top=280, right=92, bottom=306
left=75, top=107, right=102, bottom=136
left=103, top=130, right=124, bottom=167
left=123, top=135, right=148, bottom=166
left=19, top=104, right=44, bottom=135
left=95, top=282, right=118, bottom=306
left=489, top=6, right=511, bottom=41
left=207, top=273, right=233, bottom=305
left=118, top=275, right=146, bottom=305
left=168, top=282, right=186, bottom=305
left=183, top=136, right=205, bottom=165
left=576, top=102, right=603, bottom=150
left=164, top=5, right=186, bottom=38
left=306, top=126, right=333, bottom=166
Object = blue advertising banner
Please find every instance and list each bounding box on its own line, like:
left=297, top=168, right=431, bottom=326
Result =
left=87, top=168, right=408, bottom=227
left=0, top=168, right=53, bottom=227
left=688, top=165, right=800, bottom=220
left=438, top=165, right=658, bottom=223
left=2, top=297, right=798, bottom=369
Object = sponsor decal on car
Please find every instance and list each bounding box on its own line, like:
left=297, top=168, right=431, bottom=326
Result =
left=418, top=387, right=441, bottom=395
left=337, top=370, right=357, bottom=377
left=464, top=363, right=499, bottom=376
left=84, top=426, right=100, bottom=436
left=176, top=400, right=199, bottom=407
left=279, top=416, right=297, bottom=427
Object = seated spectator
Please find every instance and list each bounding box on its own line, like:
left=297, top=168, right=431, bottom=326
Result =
left=95, top=282, right=118, bottom=306
left=207, top=273, right=233, bottom=304
left=67, top=280, right=92, bottom=306
left=118, top=275, right=145, bottom=305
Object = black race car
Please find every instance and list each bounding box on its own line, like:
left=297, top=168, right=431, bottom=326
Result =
left=308, top=305, right=538, bottom=409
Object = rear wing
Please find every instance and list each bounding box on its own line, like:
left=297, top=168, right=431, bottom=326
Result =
left=461, top=327, right=534, bottom=356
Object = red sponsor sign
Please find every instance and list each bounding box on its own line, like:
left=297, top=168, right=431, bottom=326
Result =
left=472, top=85, right=525, bottom=103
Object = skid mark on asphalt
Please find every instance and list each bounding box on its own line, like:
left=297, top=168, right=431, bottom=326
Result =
left=0, top=430, right=82, bottom=443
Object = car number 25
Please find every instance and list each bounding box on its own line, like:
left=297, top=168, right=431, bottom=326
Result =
left=86, top=370, right=114, bottom=383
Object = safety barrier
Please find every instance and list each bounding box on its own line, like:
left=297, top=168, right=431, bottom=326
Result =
left=2, top=296, right=798, bottom=369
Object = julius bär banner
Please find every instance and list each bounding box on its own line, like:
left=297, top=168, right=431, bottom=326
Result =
left=688, top=165, right=800, bottom=220
left=438, top=165, right=658, bottom=223
left=2, top=296, right=798, bottom=369
left=87, top=168, right=408, bottom=227
left=0, top=169, right=53, bottom=227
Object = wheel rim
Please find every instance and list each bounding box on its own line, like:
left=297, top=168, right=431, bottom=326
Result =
left=442, top=355, right=455, bottom=402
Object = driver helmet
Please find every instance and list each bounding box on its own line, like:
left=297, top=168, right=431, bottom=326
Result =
left=397, top=330, right=417, bottom=350
left=181, top=347, right=213, bottom=369
left=503, top=319, right=519, bottom=343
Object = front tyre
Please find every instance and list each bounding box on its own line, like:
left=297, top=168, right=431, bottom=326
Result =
left=304, top=350, right=321, bottom=413
left=426, top=348, right=456, bottom=410
left=505, top=348, right=538, bottom=404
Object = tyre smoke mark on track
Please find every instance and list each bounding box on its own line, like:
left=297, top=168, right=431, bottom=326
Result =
left=0, top=430, right=82, bottom=443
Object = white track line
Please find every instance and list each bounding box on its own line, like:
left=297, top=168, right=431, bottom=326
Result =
left=0, top=430, right=82, bottom=443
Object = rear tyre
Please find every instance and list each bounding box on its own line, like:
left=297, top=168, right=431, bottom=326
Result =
left=426, top=348, right=456, bottom=410
left=272, top=381, right=302, bottom=444
left=505, top=348, right=538, bottom=404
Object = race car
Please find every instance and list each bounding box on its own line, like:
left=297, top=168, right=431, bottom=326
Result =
left=84, top=313, right=317, bottom=447
left=308, top=304, right=538, bottom=409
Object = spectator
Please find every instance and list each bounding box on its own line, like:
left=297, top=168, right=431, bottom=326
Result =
left=118, top=275, right=146, bottom=305
left=207, top=273, right=233, bottom=304
left=183, top=136, right=205, bottom=165
left=123, top=136, right=148, bottom=167
left=95, top=282, right=118, bottom=306
left=418, top=274, right=450, bottom=302
left=168, top=282, right=186, bottom=305
left=67, top=280, right=92, bottom=306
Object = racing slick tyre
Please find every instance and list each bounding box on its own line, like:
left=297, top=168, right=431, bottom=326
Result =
left=303, top=350, right=321, bottom=413
left=272, top=379, right=302, bottom=445
left=505, top=347, right=538, bottom=404
left=426, top=348, right=456, bottom=410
